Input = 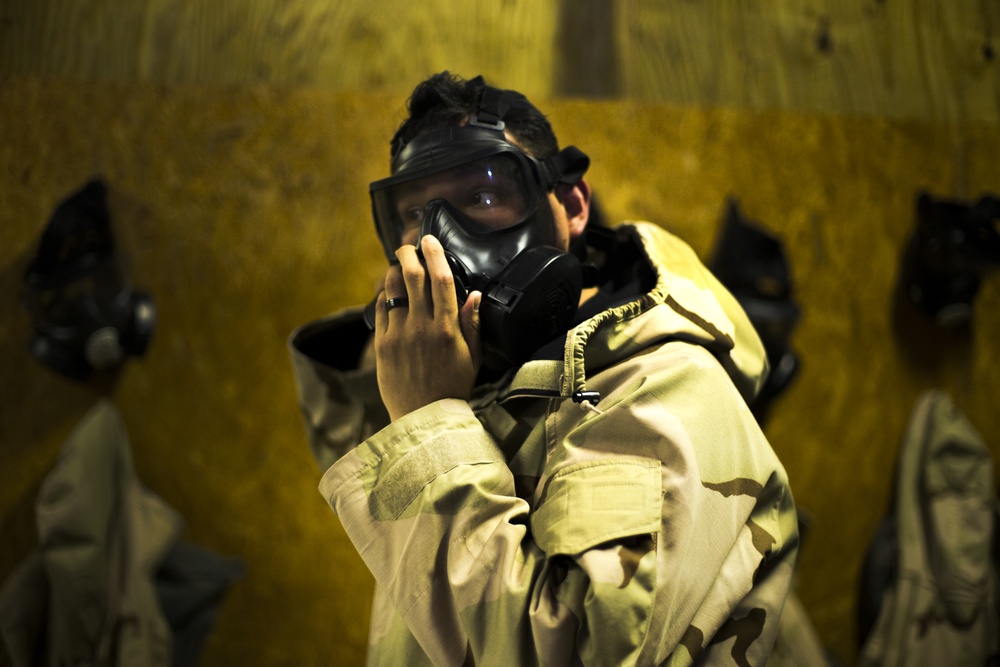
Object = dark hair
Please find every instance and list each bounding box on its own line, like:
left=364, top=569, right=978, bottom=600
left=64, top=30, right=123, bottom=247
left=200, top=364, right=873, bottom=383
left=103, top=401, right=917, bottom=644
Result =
left=390, top=71, right=560, bottom=160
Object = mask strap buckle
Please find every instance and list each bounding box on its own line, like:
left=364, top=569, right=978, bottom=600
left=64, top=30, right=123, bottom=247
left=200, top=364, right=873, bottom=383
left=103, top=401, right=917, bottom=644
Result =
left=469, top=77, right=506, bottom=130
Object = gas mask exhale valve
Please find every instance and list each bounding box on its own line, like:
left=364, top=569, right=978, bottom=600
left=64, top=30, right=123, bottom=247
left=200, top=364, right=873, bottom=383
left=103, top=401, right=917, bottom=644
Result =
left=363, top=91, right=589, bottom=369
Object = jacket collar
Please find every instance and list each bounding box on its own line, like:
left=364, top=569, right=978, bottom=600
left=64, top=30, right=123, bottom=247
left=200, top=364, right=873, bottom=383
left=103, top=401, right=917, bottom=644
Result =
left=496, top=222, right=768, bottom=406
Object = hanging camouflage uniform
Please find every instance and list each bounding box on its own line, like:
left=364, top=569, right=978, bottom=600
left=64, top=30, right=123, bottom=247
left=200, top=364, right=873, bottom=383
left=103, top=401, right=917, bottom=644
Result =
left=859, top=390, right=999, bottom=666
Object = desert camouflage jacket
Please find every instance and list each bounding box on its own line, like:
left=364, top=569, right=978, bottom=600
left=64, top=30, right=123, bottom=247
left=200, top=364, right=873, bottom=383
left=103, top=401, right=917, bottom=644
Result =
left=289, top=221, right=799, bottom=666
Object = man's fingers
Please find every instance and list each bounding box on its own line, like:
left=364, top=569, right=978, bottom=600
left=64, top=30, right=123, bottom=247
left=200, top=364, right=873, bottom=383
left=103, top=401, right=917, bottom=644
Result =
left=421, top=235, right=458, bottom=321
left=382, top=263, right=407, bottom=327
left=395, top=244, right=429, bottom=317
left=374, top=288, right=388, bottom=333
left=459, top=290, right=482, bottom=369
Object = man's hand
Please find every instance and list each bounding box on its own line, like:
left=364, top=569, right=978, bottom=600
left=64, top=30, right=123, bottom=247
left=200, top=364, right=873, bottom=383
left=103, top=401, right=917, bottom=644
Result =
left=374, top=235, right=482, bottom=422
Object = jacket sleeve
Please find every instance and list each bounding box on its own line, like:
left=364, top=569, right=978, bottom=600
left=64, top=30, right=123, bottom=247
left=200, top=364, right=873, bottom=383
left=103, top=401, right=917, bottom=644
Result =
left=319, top=357, right=797, bottom=667
left=289, top=307, right=389, bottom=471
left=320, top=398, right=587, bottom=666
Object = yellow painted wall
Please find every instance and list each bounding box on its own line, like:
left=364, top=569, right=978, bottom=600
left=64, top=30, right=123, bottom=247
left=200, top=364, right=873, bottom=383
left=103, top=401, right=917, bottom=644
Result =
left=2, top=2, right=999, bottom=665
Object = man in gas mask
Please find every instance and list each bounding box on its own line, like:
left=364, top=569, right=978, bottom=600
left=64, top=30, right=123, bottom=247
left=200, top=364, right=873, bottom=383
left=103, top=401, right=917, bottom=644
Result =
left=289, top=72, right=797, bottom=666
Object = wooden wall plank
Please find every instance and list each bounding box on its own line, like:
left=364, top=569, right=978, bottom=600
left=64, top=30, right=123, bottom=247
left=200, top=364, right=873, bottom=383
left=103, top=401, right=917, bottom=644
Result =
left=0, top=1, right=561, bottom=98
left=2, top=1, right=997, bottom=122
left=616, top=0, right=999, bottom=122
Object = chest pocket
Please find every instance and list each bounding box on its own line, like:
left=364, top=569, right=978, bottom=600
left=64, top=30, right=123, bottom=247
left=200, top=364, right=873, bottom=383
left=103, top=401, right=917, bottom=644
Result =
left=530, top=457, right=662, bottom=557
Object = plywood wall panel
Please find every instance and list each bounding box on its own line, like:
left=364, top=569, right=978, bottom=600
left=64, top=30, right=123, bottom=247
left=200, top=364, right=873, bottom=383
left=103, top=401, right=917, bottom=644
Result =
left=0, top=80, right=401, bottom=666
left=617, top=0, right=1000, bottom=122
left=2, top=1, right=997, bottom=122
left=2, top=80, right=997, bottom=664
left=0, top=1, right=560, bottom=100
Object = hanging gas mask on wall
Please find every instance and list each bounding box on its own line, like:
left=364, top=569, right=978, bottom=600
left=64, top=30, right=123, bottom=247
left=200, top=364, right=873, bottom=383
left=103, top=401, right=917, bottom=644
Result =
left=20, top=178, right=156, bottom=381
left=709, top=198, right=801, bottom=422
left=363, top=83, right=590, bottom=368
left=900, top=191, right=1000, bottom=328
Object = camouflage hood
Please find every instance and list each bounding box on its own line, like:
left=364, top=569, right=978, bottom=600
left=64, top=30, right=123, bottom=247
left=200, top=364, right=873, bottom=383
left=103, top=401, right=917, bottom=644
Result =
left=504, top=221, right=769, bottom=407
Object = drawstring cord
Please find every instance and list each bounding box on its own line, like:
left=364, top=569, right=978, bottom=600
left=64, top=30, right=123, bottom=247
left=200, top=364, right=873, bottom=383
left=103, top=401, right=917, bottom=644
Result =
left=572, top=391, right=603, bottom=415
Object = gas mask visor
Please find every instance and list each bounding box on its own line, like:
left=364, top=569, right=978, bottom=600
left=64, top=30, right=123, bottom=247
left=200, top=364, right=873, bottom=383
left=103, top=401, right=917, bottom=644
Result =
left=370, top=120, right=589, bottom=288
left=371, top=123, right=555, bottom=257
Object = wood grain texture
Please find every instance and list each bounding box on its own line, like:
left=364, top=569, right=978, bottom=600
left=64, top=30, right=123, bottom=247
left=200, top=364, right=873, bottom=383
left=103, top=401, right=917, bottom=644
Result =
left=1, top=0, right=997, bottom=121
left=618, top=0, right=1000, bottom=122
left=0, top=1, right=560, bottom=97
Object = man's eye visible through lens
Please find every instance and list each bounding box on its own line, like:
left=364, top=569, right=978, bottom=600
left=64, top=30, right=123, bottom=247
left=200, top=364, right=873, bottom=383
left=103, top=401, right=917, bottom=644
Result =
left=403, top=206, right=424, bottom=224
left=396, top=204, right=424, bottom=246
left=471, top=190, right=502, bottom=208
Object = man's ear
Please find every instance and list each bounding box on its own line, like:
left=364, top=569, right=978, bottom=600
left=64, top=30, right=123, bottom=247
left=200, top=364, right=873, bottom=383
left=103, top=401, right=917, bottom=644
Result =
left=556, top=178, right=591, bottom=240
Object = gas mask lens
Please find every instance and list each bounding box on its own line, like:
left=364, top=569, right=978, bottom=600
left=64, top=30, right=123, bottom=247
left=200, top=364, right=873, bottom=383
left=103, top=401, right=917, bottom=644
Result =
left=373, top=153, right=538, bottom=251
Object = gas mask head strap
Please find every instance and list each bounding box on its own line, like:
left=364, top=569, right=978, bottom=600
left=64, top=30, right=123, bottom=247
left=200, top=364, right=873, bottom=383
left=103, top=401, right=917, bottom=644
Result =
left=544, top=147, right=590, bottom=189
left=470, top=78, right=590, bottom=187
left=470, top=76, right=505, bottom=129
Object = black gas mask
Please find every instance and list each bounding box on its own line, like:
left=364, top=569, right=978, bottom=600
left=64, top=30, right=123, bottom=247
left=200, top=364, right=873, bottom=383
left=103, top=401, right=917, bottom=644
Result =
left=20, top=179, right=156, bottom=381
left=709, top=198, right=801, bottom=422
left=900, top=191, right=1000, bottom=327
left=364, top=85, right=590, bottom=368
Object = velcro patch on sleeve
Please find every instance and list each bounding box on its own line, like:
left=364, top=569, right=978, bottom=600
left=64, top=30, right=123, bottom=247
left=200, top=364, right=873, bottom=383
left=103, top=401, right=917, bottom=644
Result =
left=531, top=457, right=662, bottom=556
